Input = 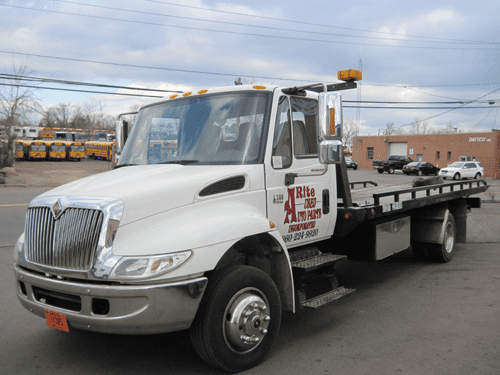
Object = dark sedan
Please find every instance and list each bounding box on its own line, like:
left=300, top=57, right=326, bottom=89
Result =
left=345, top=156, right=358, bottom=170
left=403, top=162, right=440, bottom=176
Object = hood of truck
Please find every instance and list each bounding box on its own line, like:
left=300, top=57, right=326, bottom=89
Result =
left=39, top=164, right=265, bottom=225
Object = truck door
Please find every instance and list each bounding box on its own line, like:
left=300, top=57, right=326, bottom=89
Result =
left=265, top=92, right=335, bottom=248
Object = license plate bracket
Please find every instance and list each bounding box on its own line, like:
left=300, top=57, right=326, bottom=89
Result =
left=45, top=309, right=70, bottom=332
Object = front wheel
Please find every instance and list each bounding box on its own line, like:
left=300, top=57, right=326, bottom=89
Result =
left=190, top=265, right=281, bottom=372
left=388, top=167, right=395, bottom=174
left=417, top=170, right=423, bottom=176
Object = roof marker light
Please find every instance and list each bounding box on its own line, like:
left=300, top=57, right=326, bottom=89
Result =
left=253, top=85, right=266, bottom=90
left=338, top=69, right=362, bottom=82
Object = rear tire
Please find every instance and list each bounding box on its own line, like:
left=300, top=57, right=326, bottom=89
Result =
left=428, top=214, right=456, bottom=263
left=190, top=265, right=281, bottom=372
left=474, top=173, right=481, bottom=179
left=377, top=169, right=384, bottom=174
left=453, top=173, right=460, bottom=180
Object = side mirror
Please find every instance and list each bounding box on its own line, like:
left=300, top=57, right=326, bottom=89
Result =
left=318, top=92, right=343, bottom=164
left=319, top=140, right=342, bottom=164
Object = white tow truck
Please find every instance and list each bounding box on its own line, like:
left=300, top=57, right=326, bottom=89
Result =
left=14, top=70, right=489, bottom=372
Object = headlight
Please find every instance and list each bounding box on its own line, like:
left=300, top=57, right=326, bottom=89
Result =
left=14, top=233, right=25, bottom=263
left=110, top=250, right=192, bottom=280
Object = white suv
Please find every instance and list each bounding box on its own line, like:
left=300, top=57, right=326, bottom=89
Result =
left=439, top=161, right=484, bottom=180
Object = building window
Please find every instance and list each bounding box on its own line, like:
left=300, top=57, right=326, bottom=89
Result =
left=367, top=147, right=374, bottom=160
left=447, top=152, right=452, bottom=161
left=416, top=154, right=423, bottom=162
left=436, top=151, right=440, bottom=160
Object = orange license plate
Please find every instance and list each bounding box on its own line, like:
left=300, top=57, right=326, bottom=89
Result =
left=45, top=309, right=70, bottom=332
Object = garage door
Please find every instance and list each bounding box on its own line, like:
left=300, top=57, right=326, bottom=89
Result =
left=388, top=142, right=408, bottom=156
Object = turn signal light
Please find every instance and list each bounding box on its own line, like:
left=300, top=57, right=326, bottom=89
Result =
left=330, top=108, right=336, bottom=135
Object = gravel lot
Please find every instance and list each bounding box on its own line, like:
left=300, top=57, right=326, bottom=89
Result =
left=3, top=158, right=113, bottom=187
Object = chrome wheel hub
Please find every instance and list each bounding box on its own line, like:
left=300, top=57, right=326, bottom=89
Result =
left=444, top=222, right=454, bottom=254
left=223, top=288, right=270, bottom=353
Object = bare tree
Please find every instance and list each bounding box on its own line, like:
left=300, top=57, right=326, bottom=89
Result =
left=51, top=103, right=72, bottom=128
left=0, top=60, right=42, bottom=166
left=410, top=118, right=430, bottom=135
left=343, top=118, right=358, bottom=150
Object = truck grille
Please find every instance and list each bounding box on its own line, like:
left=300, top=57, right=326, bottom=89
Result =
left=25, top=207, right=104, bottom=271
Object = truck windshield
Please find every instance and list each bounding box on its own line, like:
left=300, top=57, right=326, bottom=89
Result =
left=119, top=91, right=272, bottom=166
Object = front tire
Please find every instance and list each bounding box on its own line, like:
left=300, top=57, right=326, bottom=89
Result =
left=388, top=167, right=395, bottom=174
left=417, top=170, right=423, bottom=176
left=190, top=265, right=282, bottom=372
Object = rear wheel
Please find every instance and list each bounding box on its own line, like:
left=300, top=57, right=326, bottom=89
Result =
left=377, top=169, right=384, bottom=174
left=453, top=173, right=460, bottom=180
left=428, top=214, right=456, bottom=263
left=412, top=214, right=456, bottom=263
left=474, top=172, right=481, bottom=179
left=190, top=265, right=281, bottom=372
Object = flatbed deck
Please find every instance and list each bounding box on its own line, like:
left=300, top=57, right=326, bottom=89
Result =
left=348, top=179, right=489, bottom=219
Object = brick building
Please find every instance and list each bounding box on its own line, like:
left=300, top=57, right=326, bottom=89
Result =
left=352, top=130, right=500, bottom=179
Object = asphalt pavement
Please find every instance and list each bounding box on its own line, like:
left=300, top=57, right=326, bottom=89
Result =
left=0, top=168, right=499, bottom=374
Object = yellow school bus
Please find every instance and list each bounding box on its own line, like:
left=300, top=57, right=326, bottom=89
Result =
left=39, top=127, right=54, bottom=138
left=85, top=141, right=113, bottom=161
left=48, top=141, right=69, bottom=160
left=68, top=141, right=85, bottom=161
left=14, top=140, right=31, bottom=160
left=28, top=141, right=49, bottom=160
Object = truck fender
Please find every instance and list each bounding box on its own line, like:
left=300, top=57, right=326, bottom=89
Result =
left=213, top=231, right=295, bottom=312
left=410, top=204, right=450, bottom=244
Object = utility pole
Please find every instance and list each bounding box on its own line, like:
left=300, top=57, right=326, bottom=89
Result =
left=355, top=53, right=362, bottom=153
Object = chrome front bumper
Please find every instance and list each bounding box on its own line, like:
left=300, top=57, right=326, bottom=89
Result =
left=14, top=264, right=207, bottom=334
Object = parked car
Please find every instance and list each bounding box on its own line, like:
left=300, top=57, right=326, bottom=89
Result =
left=373, top=155, right=413, bottom=174
left=439, top=161, right=484, bottom=180
left=403, top=162, right=440, bottom=176
left=345, top=156, right=358, bottom=170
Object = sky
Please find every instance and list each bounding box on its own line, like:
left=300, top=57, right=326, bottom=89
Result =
left=0, top=0, right=499, bottom=135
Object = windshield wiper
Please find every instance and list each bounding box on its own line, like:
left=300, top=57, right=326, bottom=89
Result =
left=156, top=160, right=199, bottom=165
left=114, top=163, right=138, bottom=169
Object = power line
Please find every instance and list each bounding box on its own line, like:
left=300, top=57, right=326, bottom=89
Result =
left=0, top=50, right=311, bottom=82
left=0, top=73, right=182, bottom=93
left=0, top=83, right=163, bottom=98
left=3, top=4, right=499, bottom=51
left=392, top=86, right=500, bottom=128
left=45, top=0, right=498, bottom=47
left=344, top=105, right=499, bottom=109
left=139, top=0, right=497, bottom=45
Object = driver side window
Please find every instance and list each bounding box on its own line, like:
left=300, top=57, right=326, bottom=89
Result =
left=272, top=96, right=292, bottom=169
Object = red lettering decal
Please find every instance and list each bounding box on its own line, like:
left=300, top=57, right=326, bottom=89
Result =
left=284, top=188, right=297, bottom=224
